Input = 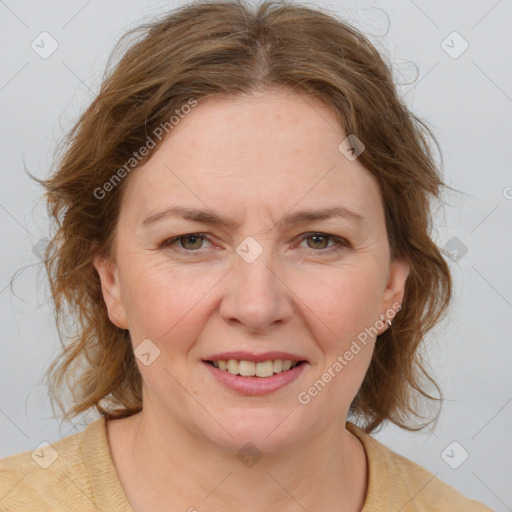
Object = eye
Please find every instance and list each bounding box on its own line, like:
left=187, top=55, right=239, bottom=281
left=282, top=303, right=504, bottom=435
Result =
left=162, top=233, right=211, bottom=251
left=160, top=232, right=350, bottom=256
left=296, top=232, right=349, bottom=255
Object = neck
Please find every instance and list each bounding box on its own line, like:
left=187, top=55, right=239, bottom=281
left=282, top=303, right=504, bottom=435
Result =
left=107, top=410, right=368, bottom=512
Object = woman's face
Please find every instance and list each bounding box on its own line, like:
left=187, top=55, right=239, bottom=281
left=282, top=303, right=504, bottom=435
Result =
left=94, top=88, right=409, bottom=453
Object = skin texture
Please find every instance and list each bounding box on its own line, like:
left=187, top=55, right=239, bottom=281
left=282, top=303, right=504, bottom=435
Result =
left=94, top=87, right=409, bottom=512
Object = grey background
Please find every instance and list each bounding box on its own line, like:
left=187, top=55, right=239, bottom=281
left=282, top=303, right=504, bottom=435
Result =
left=0, top=0, right=511, bottom=510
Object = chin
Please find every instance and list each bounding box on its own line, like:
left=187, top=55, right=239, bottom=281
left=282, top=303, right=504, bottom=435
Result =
left=195, top=409, right=307, bottom=455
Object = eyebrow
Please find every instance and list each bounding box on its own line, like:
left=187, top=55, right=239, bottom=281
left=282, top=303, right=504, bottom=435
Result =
left=141, top=205, right=364, bottom=229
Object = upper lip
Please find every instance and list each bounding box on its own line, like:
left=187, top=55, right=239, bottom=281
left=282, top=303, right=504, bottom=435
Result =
left=204, top=351, right=308, bottom=363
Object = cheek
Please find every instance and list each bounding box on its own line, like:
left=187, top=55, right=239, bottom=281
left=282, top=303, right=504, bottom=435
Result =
left=119, top=260, right=212, bottom=349
left=293, top=268, right=381, bottom=416
left=294, top=262, right=385, bottom=346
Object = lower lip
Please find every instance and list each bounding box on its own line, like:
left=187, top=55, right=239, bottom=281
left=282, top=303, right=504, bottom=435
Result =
left=203, top=361, right=308, bottom=395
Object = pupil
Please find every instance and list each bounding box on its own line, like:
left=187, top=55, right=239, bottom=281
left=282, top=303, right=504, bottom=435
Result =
left=183, top=235, right=201, bottom=249
left=310, top=235, right=326, bottom=249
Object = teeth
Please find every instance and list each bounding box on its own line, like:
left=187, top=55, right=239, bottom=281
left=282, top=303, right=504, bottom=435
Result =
left=239, top=360, right=255, bottom=376
left=211, top=359, right=300, bottom=377
left=256, top=360, right=274, bottom=377
left=227, top=359, right=239, bottom=375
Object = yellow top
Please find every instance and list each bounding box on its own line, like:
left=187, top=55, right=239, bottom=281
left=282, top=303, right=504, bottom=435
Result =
left=0, top=417, right=493, bottom=511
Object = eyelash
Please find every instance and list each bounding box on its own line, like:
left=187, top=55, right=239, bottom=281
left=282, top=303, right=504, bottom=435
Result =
left=160, top=232, right=349, bottom=256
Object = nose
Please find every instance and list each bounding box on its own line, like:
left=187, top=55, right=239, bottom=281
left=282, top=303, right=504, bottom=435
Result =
left=219, top=244, right=294, bottom=334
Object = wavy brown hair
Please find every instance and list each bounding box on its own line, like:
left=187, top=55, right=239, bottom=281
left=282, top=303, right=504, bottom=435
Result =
left=36, top=0, right=451, bottom=434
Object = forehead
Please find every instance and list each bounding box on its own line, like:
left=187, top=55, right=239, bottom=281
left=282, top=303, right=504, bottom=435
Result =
left=119, top=89, right=383, bottom=227
left=163, top=88, right=346, bottom=159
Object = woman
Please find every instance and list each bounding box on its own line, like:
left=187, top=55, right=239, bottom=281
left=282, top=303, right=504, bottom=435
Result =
left=0, top=1, right=494, bottom=510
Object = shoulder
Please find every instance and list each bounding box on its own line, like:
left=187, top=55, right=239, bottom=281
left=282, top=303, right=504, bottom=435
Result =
left=0, top=418, right=107, bottom=511
left=346, top=422, right=495, bottom=512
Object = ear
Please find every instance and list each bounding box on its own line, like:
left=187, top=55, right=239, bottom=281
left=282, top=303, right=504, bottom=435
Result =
left=377, top=257, right=410, bottom=333
left=92, top=254, right=128, bottom=329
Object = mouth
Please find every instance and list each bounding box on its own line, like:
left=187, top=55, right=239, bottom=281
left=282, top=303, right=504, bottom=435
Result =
left=203, top=359, right=308, bottom=378
left=202, top=357, right=309, bottom=395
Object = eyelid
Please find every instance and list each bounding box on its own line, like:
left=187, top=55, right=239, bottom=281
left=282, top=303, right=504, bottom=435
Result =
left=161, top=231, right=350, bottom=255
left=295, top=232, right=350, bottom=252
left=161, top=233, right=212, bottom=249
